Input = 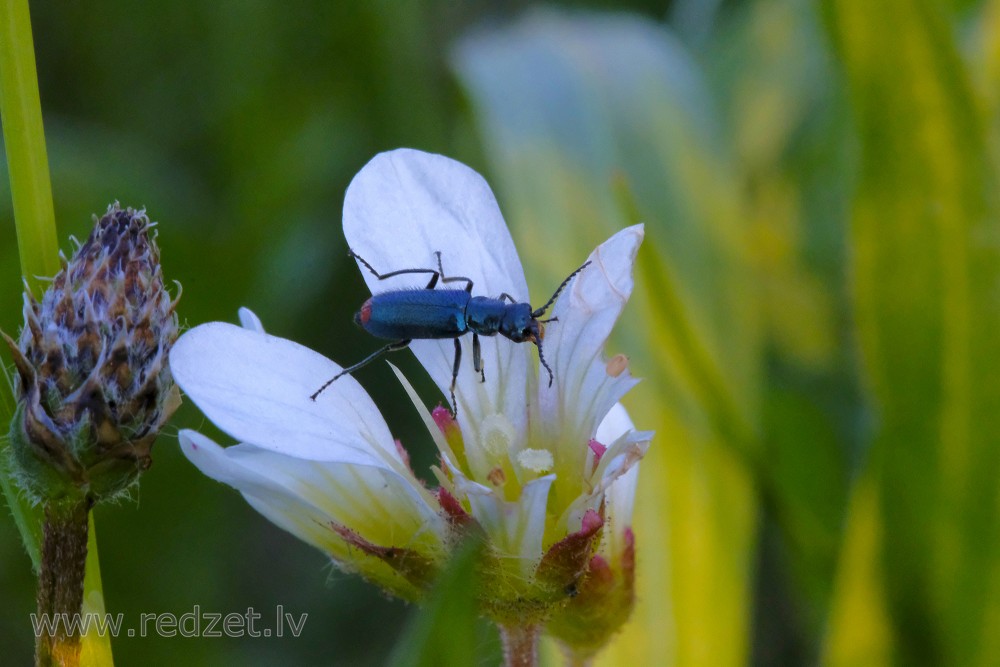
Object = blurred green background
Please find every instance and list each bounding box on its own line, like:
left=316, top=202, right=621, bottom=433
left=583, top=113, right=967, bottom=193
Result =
left=3, top=0, right=1000, bottom=665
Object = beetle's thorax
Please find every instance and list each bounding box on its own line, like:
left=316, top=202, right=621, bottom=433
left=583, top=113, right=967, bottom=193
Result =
left=465, top=297, right=536, bottom=342
left=465, top=296, right=507, bottom=335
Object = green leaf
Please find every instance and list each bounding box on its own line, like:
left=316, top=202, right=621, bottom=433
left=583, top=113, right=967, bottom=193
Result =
left=388, top=540, right=500, bottom=667
left=0, top=0, right=52, bottom=574
left=822, top=473, right=893, bottom=667
left=0, top=0, right=59, bottom=287
left=826, top=0, right=1000, bottom=663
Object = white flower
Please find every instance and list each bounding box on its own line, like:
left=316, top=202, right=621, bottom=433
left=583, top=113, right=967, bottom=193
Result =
left=171, top=149, right=651, bottom=637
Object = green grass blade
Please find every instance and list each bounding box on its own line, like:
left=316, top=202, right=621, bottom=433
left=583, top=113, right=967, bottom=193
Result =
left=0, top=2, right=113, bottom=663
left=388, top=540, right=499, bottom=667
left=0, top=0, right=54, bottom=576
left=826, top=0, right=1000, bottom=663
left=0, top=0, right=58, bottom=285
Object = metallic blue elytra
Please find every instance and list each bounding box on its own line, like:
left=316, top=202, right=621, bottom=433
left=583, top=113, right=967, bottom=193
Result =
left=310, top=250, right=590, bottom=415
left=357, top=289, right=469, bottom=340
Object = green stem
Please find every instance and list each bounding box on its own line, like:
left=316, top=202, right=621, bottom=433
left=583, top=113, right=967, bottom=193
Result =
left=0, top=3, right=113, bottom=666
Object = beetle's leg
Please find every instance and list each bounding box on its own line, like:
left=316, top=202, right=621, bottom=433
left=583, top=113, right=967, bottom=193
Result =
left=472, top=333, right=485, bottom=383
left=449, top=338, right=462, bottom=416
left=348, top=249, right=441, bottom=289
left=435, top=251, right=474, bottom=293
left=499, top=292, right=517, bottom=304
left=310, top=339, right=411, bottom=401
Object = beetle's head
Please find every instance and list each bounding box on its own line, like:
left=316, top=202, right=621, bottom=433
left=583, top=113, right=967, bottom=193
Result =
left=501, top=304, right=555, bottom=387
left=500, top=303, right=536, bottom=343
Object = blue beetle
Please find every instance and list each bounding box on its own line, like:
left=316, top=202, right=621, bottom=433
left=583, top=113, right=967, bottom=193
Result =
left=310, top=250, right=590, bottom=414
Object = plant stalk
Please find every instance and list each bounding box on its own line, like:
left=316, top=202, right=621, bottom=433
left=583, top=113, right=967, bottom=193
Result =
left=498, top=624, right=540, bottom=667
left=35, top=498, right=90, bottom=667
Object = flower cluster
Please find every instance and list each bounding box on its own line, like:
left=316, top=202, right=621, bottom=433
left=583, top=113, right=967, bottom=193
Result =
left=171, top=149, right=649, bottom=656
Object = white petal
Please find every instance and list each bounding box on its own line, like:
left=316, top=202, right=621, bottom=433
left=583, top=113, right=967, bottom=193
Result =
left=388, top=362, right=458, bottom=466
left=240, top=493, right=425, bottom=600
left=458, top=474, right=555, bottom=581
left=238, top=307, right=265, bottom=333
left=594, top=404, right=642, bottom=555
left=539, top=225, right=644, bottom=447
left=342, top=148, right=530, bottom=447
left=180, top=430, right=342, bottom=553
left=555, top=423, right=651, bottom=536
left=170, top=322, right=400, bottom=466
left=592, top=428, right=652, bottom=490
left=445, top=448, right=555, bottom=580
left=604, top=463, right=639, bottom=558
left=596, top=402, right=635, bottom=444
left=179, top=430, right=445, bottom=552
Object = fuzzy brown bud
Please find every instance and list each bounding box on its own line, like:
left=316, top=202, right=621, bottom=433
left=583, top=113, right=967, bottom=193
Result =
left=3, top=203, right=181, bottom=502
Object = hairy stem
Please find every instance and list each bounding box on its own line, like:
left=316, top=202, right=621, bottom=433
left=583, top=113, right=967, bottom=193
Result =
left=498, top=623, right=540, bottom=667
left=35, top=498, right=90, bottom=667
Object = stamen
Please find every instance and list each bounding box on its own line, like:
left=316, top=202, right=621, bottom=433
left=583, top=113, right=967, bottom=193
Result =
left=605, top=354, right=629, bottom=378
left=517, top=448, right=554, bottom=474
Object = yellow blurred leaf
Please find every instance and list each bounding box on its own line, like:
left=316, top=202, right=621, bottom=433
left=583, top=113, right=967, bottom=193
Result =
left=80, top=518, right=114, bottom=667
left=827, top=0, right=1000, bottom=662
left=822, top=474, right=892, bottom=667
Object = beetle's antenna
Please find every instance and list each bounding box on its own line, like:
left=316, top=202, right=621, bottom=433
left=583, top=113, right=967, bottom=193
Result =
left=536, top=339, right=554, bottom=388
left=532, top=261, right=591, bottom=317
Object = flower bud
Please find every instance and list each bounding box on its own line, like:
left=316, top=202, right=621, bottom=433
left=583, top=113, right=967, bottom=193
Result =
left=546, top=528, right=636, bottom=659
left=3, top=203, right=181, bottom=503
